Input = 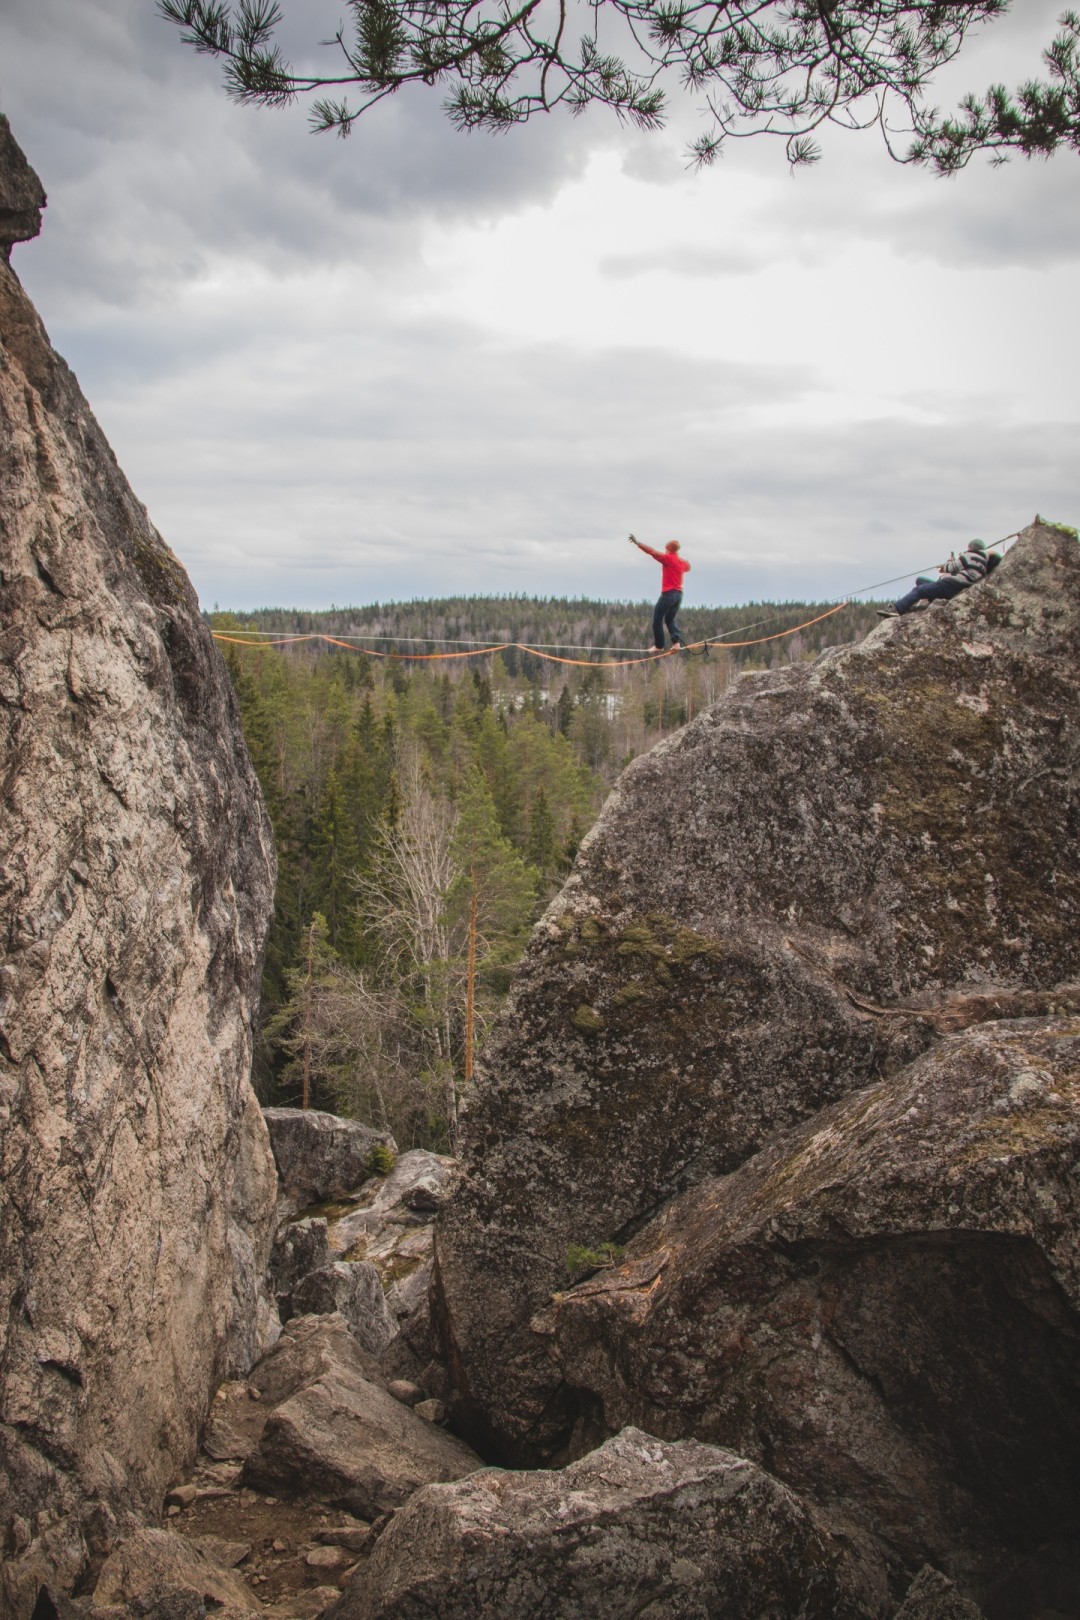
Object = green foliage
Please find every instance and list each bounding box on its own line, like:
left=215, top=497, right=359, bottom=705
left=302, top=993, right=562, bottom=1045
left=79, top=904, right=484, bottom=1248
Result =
left=910, top=13, right=1080, bottom=172
left=159, top=1, right=1079, bottom=172
left=565, top=1241, right=626, bottom=1280
left=365, top=1142, right=397, bottom=1177
left=262, top=912, right=343, bottom=1109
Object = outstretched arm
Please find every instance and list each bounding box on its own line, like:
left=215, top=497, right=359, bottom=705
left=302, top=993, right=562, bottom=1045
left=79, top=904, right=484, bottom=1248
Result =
left=628, top=533, right=664, bottom=562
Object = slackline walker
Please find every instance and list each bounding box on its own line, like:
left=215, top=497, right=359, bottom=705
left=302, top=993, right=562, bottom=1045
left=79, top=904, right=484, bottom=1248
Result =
left=210, top=532, right=1018, bottom=667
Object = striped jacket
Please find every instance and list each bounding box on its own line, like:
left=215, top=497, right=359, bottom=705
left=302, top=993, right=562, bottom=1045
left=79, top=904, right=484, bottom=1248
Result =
left=941, top=547, right=989, bottom=586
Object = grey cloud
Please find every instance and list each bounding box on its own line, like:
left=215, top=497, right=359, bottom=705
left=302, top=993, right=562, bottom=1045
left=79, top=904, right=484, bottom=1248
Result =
left=770, top=144, right=1080, bottom=271
left=67, top=296, right=1074, bottom=608
left=610, top=0, right=1080, bottom=275
left=2, top=0, right=598, bottom=313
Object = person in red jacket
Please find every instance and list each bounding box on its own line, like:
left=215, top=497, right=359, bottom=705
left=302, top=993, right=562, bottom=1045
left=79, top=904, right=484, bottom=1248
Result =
left=629, top=534, right=691, bottom=650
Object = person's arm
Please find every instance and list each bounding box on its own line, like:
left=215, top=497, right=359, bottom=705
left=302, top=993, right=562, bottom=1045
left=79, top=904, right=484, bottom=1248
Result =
left=629, top=534, right=664, bottom=563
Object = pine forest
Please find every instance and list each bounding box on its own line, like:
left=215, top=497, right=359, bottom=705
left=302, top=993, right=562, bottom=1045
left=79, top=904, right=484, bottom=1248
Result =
left=215, top=595, right=879, bottom=1149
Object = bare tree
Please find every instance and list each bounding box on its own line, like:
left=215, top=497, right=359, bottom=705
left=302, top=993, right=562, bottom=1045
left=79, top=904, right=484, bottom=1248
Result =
left=358, top=744, right=462, bottom=1136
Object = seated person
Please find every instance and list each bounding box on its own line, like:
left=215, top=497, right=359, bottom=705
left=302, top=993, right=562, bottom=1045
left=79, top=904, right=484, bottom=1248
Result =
left=879, top=539, right=991, bottom=617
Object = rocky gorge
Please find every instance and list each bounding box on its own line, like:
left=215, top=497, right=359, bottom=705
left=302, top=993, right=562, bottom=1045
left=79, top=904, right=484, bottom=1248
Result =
left=2, top=115, right=1079, bottom=1620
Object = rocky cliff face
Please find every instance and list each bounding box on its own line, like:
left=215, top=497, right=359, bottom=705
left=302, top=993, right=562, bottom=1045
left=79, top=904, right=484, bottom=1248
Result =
left=0, top=122, right=277, bottom=1608
left=433, top=521, right=1080, bottom=1607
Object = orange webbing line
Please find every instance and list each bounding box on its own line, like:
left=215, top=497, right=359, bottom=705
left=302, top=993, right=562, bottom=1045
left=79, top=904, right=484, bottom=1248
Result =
left=510, top=645, right=673, bottom=667
left=706, top=602, right=847, bottom=649
left=322, top=634, right=512, bottom=660
left=214, top=632, right=316, bottom=646
left=211, top=602, right=847, bottom=663
left=212, top=631, right=671, bottom=665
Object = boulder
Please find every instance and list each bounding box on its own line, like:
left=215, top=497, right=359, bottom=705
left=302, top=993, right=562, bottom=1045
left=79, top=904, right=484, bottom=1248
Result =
left=242, top=1350, right=481, bottom=1519
left=328, top=1150, right=453, bottom=1264
left=263, top=1108, right=395, bottom=1218
left=325, top=1427, right=886, bottom=1619
left=434, top=521, right=1080, bottom=1466
left=248, top=1311, right=384, bottom=1408
left=385, top=1256, right=433, bottom=1329
left=0, top=116, right=277, bottom=1608
left=292, top=1262, right=396, bottom=1355
left=267, top=1217, right=332, bottom=1319
left=544, top=1016, right=1080, bottom=1606
left=221, top=1310, right=479, bottom=1517
left=198, top=1313, right=377, bottom=1465
left=0, top=1519, right=87, bottom=1620
left=92, top=1527, right=259, bottom=1612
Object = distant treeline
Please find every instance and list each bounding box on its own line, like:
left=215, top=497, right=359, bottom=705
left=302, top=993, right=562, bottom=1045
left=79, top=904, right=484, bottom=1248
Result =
left=213, top=595, right=881, bottom=1146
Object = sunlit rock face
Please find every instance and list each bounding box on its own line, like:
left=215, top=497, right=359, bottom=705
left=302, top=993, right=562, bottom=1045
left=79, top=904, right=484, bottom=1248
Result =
left=433, top=519, right=1080, bottom=1606
left=0, top=119, right=277, bottom=1609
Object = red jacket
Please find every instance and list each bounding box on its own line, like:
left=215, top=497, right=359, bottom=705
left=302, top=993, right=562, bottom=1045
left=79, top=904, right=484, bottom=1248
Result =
left=640, top=544, right=690, bottom=594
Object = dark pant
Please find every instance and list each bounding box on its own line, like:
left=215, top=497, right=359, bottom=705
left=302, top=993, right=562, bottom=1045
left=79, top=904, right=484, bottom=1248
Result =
left=653, top=590, right=684, bottom=648
left=895, top=576, right=967, bottom=615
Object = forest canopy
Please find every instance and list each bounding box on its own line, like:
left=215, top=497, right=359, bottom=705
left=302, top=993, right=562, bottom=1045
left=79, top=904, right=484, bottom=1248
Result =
left=159, top=0, right=1080, bottom=171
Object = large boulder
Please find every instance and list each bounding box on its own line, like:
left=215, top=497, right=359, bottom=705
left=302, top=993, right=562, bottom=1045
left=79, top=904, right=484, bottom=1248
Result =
left=0, top=120, right=277, bottom=1609
left=434, top=521, right=1080, bottom=1468
left=543, top=1016, right=1080, bottom=1608
left=241, top=1316, right=481, bottom=1519
left=248, top=1312, right=384, bottom=1408
left=263, top=1107, right=395, bottom=1218
left=326, top=1427, right=886, bottom=1620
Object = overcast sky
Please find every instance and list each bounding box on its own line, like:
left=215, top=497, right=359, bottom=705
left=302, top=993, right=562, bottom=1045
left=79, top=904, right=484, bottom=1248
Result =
left=3, top=0, right=1077, bottom=610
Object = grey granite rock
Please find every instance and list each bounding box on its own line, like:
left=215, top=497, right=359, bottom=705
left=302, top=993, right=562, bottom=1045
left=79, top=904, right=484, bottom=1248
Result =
left=92, top=1528, right=259, bottom=1612
left=435, top=522, right=1080, bottom=1475
left=267, top=1218, right=332, bottom=1320
left=247, top=1313, right=385, bottom=1408
left=242, top=1363, right=482, bottom=1520
left=263, top=1108, right=395, bottom=1218
left=543, top=1016, right=1080, bottom=1600
left=292, top=1261, right=396, bottom=1355
left=0, top=114, right=45, bottom=256
left=325, top=1427, right=886, bottom=1619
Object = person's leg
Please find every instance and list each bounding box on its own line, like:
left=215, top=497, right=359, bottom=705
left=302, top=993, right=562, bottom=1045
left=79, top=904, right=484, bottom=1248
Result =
left=894, top=583, right=930, bottom=614
left=652, top=596, right=667, bottom=650
left=662, top=590, right=684, bottom=646
left=893, top=576, right=968, bottom=614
